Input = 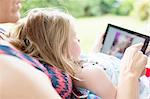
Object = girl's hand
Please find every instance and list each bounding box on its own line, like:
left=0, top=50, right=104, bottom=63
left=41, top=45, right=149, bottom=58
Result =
left=120, top=43, right=148, bottom=78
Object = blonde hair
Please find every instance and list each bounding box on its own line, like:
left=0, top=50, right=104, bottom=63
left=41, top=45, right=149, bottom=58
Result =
left=9, top=8, right=80, bottom=76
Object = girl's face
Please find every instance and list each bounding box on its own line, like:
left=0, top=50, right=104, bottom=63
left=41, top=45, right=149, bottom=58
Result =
left=69, top=26, right=81, bottom=59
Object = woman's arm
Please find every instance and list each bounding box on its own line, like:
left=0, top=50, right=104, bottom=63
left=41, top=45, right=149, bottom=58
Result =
left=74, top=66, right=116, bottom=99
left=0, top=55, right=61, bottom=99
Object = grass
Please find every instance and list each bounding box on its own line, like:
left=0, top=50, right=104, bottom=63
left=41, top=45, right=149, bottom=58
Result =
left=76, top=15, right=148, bottom=53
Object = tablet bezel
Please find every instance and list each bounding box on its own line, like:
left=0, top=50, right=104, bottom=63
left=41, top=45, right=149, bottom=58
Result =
left=101, top=24, right=150, bottom=55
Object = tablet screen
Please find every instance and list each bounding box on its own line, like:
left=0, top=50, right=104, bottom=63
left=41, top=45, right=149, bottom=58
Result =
left=101, top=24, right=149, bottom=59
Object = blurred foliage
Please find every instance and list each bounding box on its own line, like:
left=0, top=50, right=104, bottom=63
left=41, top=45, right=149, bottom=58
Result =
left=21, top=0, right=60, bottom=16
left=21, top=0, right=150, bottom=21
left=133, top=0, right=150, bottom=21
left=99, top=0, right=116, bottom=14
left=113, top=0, right=135, bottom=15
left=21, top=0, right=101, bottom=17
left=58, top=0, right=85, bottom=17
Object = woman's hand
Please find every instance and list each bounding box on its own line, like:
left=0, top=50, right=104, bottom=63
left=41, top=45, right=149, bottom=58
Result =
left=120, top=43, right=148, bottom=78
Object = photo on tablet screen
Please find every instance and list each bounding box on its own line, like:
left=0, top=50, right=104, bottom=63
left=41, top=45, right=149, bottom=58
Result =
left=101, top=24, right=149, bottom=59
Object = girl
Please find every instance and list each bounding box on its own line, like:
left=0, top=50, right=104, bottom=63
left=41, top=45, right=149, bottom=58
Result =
left=0, top=0, right=62, bottom=98
left=8, top=8, right=147, bottom=99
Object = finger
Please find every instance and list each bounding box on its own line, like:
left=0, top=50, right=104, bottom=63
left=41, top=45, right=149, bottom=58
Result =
left=123, top=47, right=137, bottom=58
left=145, top=44, right=150, bottom=55
left=131, top=43, right=143, bottom=49
left=141, top=69, right=146, bottom=76
left=142, top=54, right=148, bottom=66
left=133, top=51, right=144, bottom=62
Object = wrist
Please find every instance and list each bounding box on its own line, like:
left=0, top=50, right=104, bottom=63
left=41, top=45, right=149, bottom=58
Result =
left=119, top=72, right=139, bottom=81
left=117, top=72, right=139, bottom=99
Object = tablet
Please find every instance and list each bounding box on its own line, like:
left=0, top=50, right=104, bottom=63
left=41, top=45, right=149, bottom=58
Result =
left=100, top=24, right=150, bottom=59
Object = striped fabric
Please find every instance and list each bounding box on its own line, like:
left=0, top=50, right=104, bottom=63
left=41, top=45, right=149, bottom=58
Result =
left=0, top=44, right=72, bottom=99
left=40, top=61, right=72, bottom=98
